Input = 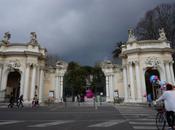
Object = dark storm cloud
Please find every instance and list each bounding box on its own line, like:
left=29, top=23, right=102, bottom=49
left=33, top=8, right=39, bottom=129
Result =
left=0, top=0, right=174, bottom=65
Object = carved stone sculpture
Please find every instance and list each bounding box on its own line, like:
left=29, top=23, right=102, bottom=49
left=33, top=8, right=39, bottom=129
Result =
left=145, top=56, right=160, bottom=67
left=30, top=32, right=38, bottom=44
left=2, top=32, right=11, bottom=44
left=158, top=28, right=167, bottom=41
left=128, top=28, right=136, bottom=42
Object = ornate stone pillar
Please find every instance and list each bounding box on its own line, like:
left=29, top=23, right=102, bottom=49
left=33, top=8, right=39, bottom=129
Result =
left=169, top=61, right=175, bottom=84
left=129, top=62, right=135, bottom=101
left=30, top=64, right=37, bottom=101
left=109, top=75, right=114, bottom=101
left=105, top=75, right=110, bottom=101
left=0, top=64, right=3, bottom=90
left=19, top=71, right=24, bottom=96
left=123, top=65, right=128, bottom=102
left=1, top=65, right=6, bottom=91
left=135, top=61, right=142, bottom=102
left=55, top=76, right=59, bottom=102
left=165, top=61, right=171, bottom=83
left=0, top=64, right=4, bottom=101
left=60, top=76, right=63, bottom=101
left=24, top=64, right=30, bottom=101
left=39, top=67, right=44, bottom=102
left=162, top=62, right=166, bottom=81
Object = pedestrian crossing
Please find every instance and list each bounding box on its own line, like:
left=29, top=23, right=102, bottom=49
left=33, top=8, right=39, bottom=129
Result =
left=116, top=105, right=157, bottom=130
left=0, top=119, right=126, bottom=128
left=88, top=120, right=126, bottom=127
left=28, top=120, right=74, bottom=127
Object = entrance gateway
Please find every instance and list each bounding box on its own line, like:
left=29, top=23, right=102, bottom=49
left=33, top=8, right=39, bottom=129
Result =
left=6, top=71, right=21, bottom=100
left=145, top=68, right=160, bottom=100
left=0, top=29, right=174, bottom=103
left=120, top=28, right=175, bottom=103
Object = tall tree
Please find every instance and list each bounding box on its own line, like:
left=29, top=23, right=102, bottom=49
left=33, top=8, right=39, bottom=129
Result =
left=112, top=41, right=124, bottom=58
left=135, top=3, right=175, bottom=48
left=135, top=3, right=175, bottom=73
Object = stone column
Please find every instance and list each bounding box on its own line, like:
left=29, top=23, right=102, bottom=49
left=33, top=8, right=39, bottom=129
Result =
left=129, top=62, right=135, bottom=101
left=105, top=76, right=110, bottom=101
left=0, top=64, right=4, bottom=101
left=123, top=65, right=128, bottom=102
left=109, top=75, right=114, bottom=101
left=1, top=65, right=6, bottom=91
left=39, top=67, right=44, bottom=102
left=30, top=64, right=37, bottom=101
left=162, top=62, right=166, bottom=81
left=170, top=61, right=175, bottom=84
left=55, top=76, right=59, bottom=102
left=60, top=76, right=63, bottom=101
left=165, top=61, right=171, bottom=83
left=19, top=71, right=24, bottom=96
left=24, top=64, right=30, bottom=101
left=135, top=61, right=142, bottom=102
left=0, top=64, right=3, bottom=90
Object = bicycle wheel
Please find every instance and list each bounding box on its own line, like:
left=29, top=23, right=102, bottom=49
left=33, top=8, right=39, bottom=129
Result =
left=17, top=103, right=23, bottom=109
left=156, top=112, right=166, bottom=130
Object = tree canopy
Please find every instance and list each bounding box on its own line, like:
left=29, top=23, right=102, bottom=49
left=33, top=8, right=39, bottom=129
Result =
left=135, top=3, right=175, bottom=48
left=63, top=62, right=105, bottom=100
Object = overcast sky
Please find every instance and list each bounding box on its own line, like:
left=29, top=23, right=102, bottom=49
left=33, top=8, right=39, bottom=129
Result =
left=0, top=0, right=174, bottom=66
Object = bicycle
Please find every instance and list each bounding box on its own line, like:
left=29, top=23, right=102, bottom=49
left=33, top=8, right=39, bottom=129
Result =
left=155, top=108, right=167, bottom=130
left=17, top=101, right=24, bottom=109
left=154, top=101, right=175, bottom=130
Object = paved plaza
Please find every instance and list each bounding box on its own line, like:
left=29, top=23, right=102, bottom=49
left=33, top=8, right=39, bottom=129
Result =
left=0, top=102, right=161, bottom=130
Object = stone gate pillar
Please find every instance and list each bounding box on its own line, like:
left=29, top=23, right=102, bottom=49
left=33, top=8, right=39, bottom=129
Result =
left=55, top=60, right=68, bottom=102
left=100, top=60, right=116, bottom=102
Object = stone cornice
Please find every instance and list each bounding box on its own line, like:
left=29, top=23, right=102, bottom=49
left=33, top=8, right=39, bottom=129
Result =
left=0, top=51, right=43, bottom=57
left=123, top=48, right=174, bottom=55
left=163, top=60, right=172, bottom=64
left=137, top=40, right=170, bottom=44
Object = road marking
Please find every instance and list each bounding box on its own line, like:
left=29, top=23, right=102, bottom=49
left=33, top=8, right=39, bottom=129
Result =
left=133, top=126, right=157, bottom=129
left=28, top=120, right=74, bottom=127
left=88, top=120, right=126, bottom=127
left=0, top=120, right=24, bottom=125
left=129, top=121, right=155, bottom=125
left=130, top=119, right=154, bottom=121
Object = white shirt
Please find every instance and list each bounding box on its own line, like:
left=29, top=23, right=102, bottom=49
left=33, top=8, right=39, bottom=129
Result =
left=157, top=90, right=175, bottom=112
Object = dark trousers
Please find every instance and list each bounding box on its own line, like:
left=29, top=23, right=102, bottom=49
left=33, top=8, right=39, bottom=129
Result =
left=166, top=111, right=174, bottom=128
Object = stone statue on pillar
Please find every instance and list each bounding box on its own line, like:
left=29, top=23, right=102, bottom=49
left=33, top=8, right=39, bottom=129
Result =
left=1, top=32, right=11, bottom=44
left=127, top=28, right=136, bottom=42
left=158, top=28, right=167, bottom=41
left=30, top=32, right=38, bottom=44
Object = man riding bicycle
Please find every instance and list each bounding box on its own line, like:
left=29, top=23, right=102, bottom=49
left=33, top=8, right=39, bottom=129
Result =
left=156, top=83, right=175, bottom=130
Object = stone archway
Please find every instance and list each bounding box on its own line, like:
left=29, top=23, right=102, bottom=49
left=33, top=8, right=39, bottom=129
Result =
left=145, top=68, right=160, bottom=100
left=6, top=71, right=21, bottom=100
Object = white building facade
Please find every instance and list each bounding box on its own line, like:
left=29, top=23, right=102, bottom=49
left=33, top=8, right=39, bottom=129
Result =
left=100, top=28, right=175, bottom=103
left=0, top=32, right=67, bottom=103
left=0, top=29, right=174, bottom=104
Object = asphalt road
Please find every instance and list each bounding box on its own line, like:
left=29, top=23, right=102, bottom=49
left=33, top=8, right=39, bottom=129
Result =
left=0, top=102, right=157, bottom=130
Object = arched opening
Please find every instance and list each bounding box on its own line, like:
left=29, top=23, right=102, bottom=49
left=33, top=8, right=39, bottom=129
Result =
left=145, top=68, right=160, bottom=100
left=5, top=71, right=21, bottom=100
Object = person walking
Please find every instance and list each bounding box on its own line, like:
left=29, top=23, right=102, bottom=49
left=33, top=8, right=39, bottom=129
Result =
left=156, top=84, right=175, bottom=130
left=8, top=93, right=14, bottom=108
left=18, top=95, right=24, bottom=108
left=32, top=95, right=39, bottom=108
left=147, top=93, right=153, bottom=107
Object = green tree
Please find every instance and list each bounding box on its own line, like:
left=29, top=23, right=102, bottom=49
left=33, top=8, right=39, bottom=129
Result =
left=63, top=62, right=106, bottom=100
left=135, top=3, right=175, bottom=73
left=135, top=3, right=175, bottom=47
left=112, top=41, right=124, bottom=58
left=91, top=66, right=105, bottom=95
left=63, top=62, right=86, bottom=101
